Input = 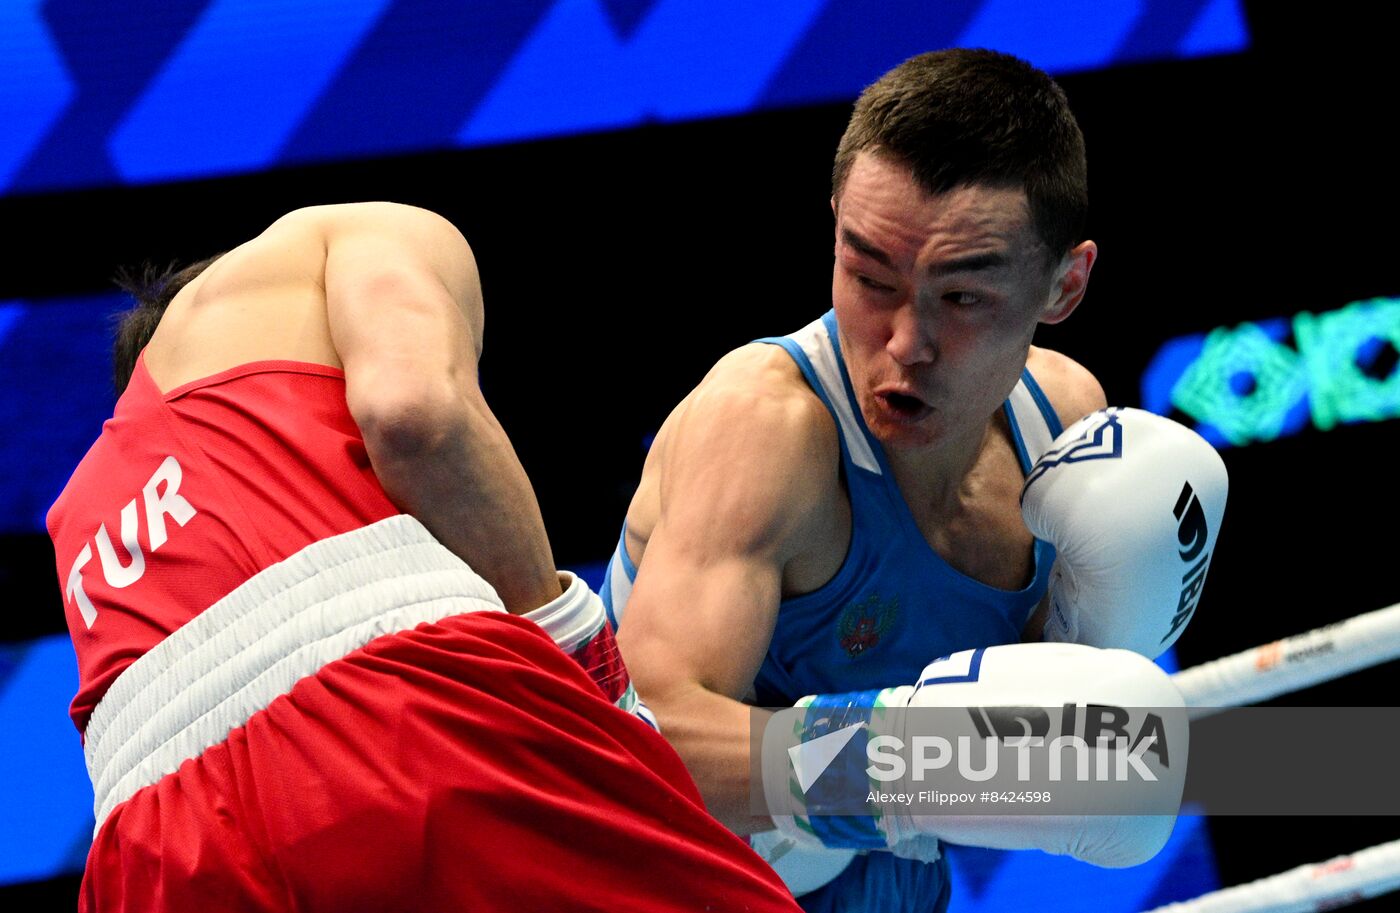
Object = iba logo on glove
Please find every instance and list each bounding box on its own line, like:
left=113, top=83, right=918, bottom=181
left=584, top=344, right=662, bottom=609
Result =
left=1168, top=480, right=1212, bottom=644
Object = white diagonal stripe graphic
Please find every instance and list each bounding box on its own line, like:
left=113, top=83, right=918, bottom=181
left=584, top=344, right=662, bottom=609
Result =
left=788, top=721, right=864, bottom=794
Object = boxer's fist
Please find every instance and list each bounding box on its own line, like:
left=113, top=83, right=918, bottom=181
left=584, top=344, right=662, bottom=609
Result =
left=903, top=643, right=1187, bottom=868
left=1021, top=408, right=1227, bottom=658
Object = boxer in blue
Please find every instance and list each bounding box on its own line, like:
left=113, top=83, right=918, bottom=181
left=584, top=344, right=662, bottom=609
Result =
left=604, top=49, right=1226, bottom=911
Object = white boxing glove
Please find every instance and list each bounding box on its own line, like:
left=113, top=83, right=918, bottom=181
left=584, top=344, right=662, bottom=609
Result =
left=1021, top=408, right=1227, bottom=658
left=763, top=643, right=1187, bottom=878
left=899, top=643, right=1188, bottom=868
left=744, top=829, right=940, bottom=898
left=746, top=830, right=857, bottom=897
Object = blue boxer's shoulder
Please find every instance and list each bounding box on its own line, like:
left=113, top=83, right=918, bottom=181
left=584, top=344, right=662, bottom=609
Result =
left=751, top=318, right=1060, bottom=706
left=1024, top=346, right=1107, bottom=431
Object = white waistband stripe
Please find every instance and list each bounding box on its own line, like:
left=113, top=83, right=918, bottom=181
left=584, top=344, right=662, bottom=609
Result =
left=84, top=515, right=505, bottom=831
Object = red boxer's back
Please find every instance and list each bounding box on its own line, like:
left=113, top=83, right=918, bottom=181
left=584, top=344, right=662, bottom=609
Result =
left=48, top=355, right=397, bottom=731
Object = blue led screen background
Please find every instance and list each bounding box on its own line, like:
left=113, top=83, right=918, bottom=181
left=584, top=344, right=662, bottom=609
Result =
left=2, top=2, right=1395, bottom=909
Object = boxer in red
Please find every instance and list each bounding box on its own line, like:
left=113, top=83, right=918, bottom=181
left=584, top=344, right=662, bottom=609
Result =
left=48, top=202, right=799, bottom=912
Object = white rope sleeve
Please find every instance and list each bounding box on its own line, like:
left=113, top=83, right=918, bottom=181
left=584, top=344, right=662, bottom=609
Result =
left=1141, top=840, right=1400, bottom=913
left=1171, top=601, right=1400, bottom=717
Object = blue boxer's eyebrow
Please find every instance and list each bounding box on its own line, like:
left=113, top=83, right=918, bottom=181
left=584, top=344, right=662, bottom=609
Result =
left=840, top=229, right=892, bottom=268
left=842, top=229, right=1007, bottom=277
left=928, top=252, right=1007, bottom=277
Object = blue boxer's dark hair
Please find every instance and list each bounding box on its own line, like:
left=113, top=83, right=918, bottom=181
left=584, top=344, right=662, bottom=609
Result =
left=832, top=48, right=1088, bottom=261
left=111, top=254, right=222, bottom=394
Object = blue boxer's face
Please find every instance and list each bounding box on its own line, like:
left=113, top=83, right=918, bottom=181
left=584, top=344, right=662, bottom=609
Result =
left=831, top=152, right=1067, bottom=453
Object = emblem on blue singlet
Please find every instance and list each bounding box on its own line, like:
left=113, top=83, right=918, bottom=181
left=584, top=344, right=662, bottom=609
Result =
left=837, top=594, right=899, bottom=658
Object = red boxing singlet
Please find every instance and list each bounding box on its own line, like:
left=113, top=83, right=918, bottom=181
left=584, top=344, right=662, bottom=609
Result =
left=49, top=358, right=802, bottom=913
left=73, top=518, right=799, bottom=913
left=48, top=357, right=397, bottom=731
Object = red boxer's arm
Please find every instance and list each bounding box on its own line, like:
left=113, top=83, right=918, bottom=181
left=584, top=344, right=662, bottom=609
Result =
left=322, top=203, right=561, bottom=613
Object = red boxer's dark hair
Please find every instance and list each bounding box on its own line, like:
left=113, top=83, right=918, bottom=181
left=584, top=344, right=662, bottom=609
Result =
left=111, top=254, right=222, bottom=394
left=832, top=48, right=1088, bottom=262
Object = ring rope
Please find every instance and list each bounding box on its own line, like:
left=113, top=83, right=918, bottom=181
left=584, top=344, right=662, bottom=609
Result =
left=1140, top=839, right=1400, bottom=913
left=1170, top=601, right=1400, bottom=718
left=1140, top=602, right=1400, bottom=912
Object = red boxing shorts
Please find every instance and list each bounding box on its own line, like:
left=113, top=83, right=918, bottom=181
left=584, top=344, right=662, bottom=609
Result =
left=81, top=516, right=797, bottom=912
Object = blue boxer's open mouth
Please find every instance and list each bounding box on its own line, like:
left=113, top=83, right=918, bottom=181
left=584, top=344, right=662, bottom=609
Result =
left=880, top=391, right=928, bottom=418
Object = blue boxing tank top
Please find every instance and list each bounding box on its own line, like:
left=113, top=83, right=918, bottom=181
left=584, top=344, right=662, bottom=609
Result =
left=600, top=311, right=1065, bottom=913
left=603, top=310, right=1064, bottom=701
